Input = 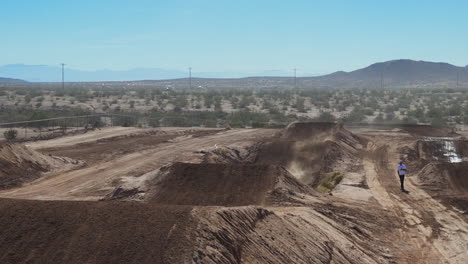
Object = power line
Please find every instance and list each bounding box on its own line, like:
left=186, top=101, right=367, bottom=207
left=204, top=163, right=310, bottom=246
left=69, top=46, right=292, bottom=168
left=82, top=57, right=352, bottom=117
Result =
left=294, top=68, right=297, bottom=89
left=380, top=70, right=384, bottom=89
left=60, top=63, right=65, bottom=90
left=189, top=67, right=192, bottom=89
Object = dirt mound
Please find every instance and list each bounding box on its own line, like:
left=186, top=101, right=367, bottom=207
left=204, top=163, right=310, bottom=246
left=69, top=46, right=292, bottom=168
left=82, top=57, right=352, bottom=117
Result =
left=417, top=161, right=468, bottom=193
left=255, top=122, right=366, bottom=186
left=136, top=163, right=314, bottom=206
left=0, top=144, right=77, bottom=189
left=0, top=199, right=398, bottom=264
left=193, top=205, right=396, bottom=264
left=416, top=161, right=468, bottom=215
left=0, top=198, right=194, bottom=264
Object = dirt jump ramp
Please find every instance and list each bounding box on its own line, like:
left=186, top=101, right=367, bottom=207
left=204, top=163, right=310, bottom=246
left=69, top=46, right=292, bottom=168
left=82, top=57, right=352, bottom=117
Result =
left=105, top=162, right=316, bottom=206
left=255, top=122, right=367, bottom=186
left=0, top=143, right=78, bottom=190
left=144, top=163, right=314, bottom=206
left=417, top=161, right=468, bottom=193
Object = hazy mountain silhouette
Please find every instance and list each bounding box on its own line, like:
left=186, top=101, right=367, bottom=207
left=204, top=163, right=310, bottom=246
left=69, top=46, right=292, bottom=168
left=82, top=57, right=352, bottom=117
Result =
left=0, top=64, right=187, bottom=82
left=0, top=77, right=27, bottom=83
left=1, top=60, right=467, bottom=88
left=311, top=59, right=468, bottom=88
left=0, top=64, right=301, bottom=82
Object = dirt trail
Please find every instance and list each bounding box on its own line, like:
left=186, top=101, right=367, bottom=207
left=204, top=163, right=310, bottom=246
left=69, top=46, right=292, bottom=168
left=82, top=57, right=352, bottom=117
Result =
left=362, top=134, right=468, bottom=264
left=25, top=127, right=151, bottom=149
left=0, top=128, right=277, bottom=200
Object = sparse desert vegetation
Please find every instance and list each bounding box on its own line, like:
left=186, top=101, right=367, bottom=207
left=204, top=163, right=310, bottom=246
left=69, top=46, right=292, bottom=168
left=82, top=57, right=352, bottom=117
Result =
left=2, top=85, right=468, bottom=129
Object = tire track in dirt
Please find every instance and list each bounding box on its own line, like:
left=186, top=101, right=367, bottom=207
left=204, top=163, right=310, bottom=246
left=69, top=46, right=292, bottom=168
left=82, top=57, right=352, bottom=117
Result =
left=364, top=136, right=468, bottom=264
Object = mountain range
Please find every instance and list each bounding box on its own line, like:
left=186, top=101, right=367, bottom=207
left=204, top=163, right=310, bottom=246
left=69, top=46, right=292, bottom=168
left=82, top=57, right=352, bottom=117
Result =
left=1, top=59, right=467, bottom=89
left=0, top=64, right=304, bottom=82
left=0, top=77, right=27, bottom=83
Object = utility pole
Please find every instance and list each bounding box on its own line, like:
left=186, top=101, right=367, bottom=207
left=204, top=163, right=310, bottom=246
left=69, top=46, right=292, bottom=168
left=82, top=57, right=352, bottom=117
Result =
left=294, top=68, right=297, bottom=89
left=60, top=63, right=65, bottom=91
left=457, top=70, right=459, bottom=89
left=189, top=67, right=192, bottom=89
left=380, top=70, right=384, bottom=89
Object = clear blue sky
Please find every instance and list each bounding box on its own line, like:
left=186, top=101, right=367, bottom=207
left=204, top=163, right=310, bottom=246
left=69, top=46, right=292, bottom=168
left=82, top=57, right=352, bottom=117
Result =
left=1, top=0, right=467, bottom=75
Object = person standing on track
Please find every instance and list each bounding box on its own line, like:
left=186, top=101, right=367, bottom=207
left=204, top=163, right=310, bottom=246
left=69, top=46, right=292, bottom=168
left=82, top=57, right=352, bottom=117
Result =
left=397, top=160, right=407, bottom=192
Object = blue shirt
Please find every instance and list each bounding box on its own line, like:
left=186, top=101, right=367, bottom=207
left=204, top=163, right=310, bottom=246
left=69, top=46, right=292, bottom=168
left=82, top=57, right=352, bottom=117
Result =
left=398, top=164, right=407, bottom=176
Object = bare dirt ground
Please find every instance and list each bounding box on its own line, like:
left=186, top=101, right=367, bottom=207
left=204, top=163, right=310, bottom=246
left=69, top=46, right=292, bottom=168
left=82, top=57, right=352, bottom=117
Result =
left=0, top=199, right=196, bottom=264
left=0, top=123, right=468, bottom=263
left=355, top=127, right=468, bottom=264
left=0, top=127, right=276, bottom=200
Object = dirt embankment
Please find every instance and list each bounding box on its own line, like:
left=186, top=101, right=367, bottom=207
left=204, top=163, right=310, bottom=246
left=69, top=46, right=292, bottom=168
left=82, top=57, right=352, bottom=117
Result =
left=0, top=198, right=195, bottom=264
left=255, top=122, right=367, bottom=186
left=192, top=204, right=396, bottom=264
left=0, top=144, right=78, bottom=190
left=107, top=163, right=315, bottom=206
left=406, top=138, right=468, bottom=210
left=0, top=198, right=397, bottom=264
left=417, top=162, right=468, bottom=193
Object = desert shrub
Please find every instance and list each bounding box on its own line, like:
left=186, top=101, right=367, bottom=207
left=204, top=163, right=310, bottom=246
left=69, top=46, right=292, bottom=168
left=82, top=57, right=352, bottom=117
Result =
left=3, top=129, right=18, bottom=141
left=294, top=97, right=306, bottom=112
left=112, top=115, right=137, bottom=127
left=148, top=118, right=160, bottom=128
left=342, top=108, right=366, bottom=123
left=315, top=111, right=336, bottom=122
left=317, top=172, right=343, bottom=192
left=373, top=113, right=384, bottom=123
left=431, top=116, right=447, bottom=127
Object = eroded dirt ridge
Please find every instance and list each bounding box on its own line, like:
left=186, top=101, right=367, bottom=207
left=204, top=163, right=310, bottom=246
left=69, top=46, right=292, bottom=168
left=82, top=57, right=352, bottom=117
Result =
left=0, top=143, right=79, bottom=190
left=1, top=124, right=468, bottom=263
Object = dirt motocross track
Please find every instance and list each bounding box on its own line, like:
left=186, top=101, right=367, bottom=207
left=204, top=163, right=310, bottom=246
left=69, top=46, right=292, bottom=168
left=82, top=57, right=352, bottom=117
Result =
left=1, top=124, right=468, bottom=263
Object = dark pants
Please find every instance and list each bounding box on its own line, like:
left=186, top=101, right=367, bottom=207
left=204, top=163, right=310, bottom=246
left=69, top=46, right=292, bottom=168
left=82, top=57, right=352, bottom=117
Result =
left=399, top=175, right=405, bottom=190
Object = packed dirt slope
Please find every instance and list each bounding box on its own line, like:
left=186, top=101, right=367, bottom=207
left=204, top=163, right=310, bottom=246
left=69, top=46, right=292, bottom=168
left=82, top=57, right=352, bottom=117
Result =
left=255, top=122, right=367, bottom=186
left=0, top=144, right=78, bottom=190
left=417, top=161, right=468, bottom=193
left=191, top=204, right=395, bottom=264
left=1, top=124, right=468, bottom=263
left=113, top=163, right=315, bottom=206
left=0, top=198, right=195, bottom=264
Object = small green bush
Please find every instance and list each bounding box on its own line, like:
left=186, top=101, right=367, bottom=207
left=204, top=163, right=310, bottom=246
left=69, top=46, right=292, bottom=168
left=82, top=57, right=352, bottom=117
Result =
left=4, top=129, right=18, bottom=141
left=317, top=172, right=343, bottom=192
